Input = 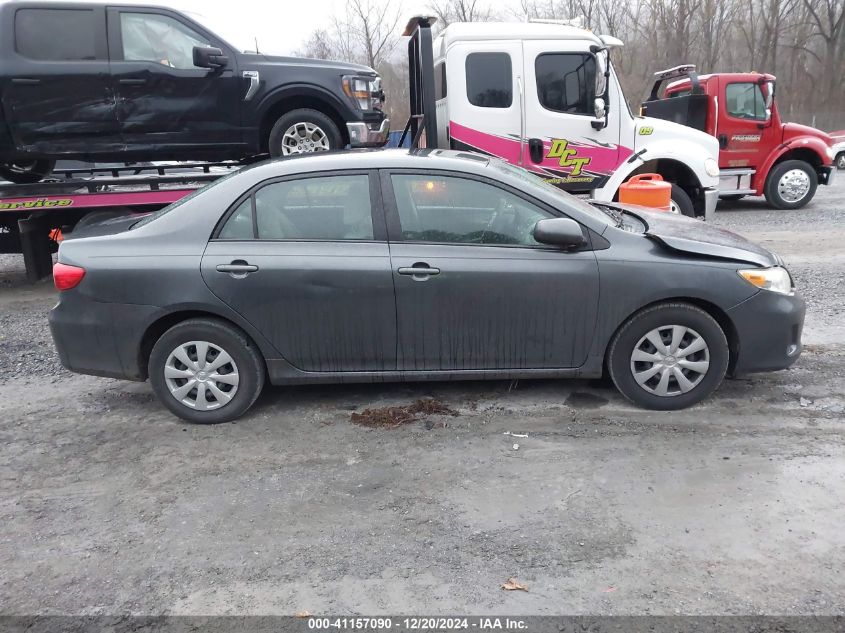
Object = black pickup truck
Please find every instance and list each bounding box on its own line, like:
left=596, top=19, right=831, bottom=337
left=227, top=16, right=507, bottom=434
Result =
left=0, top=1, right=389, bottom=182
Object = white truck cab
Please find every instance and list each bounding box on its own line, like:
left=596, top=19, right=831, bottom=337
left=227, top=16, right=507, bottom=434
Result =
left=429, top=21, right=721, bottom=218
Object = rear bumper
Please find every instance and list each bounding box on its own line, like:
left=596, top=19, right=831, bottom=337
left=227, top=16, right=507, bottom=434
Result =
left=347, top=118, right=390, bottom=147
left=727, top=288, right=805, bottom=375
left=49, top=293, right=155, bottom=381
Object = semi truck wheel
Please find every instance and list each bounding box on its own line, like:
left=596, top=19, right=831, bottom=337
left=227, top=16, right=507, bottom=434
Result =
left=764, top=160, right=817, bottom=210
left=0, top=159, right=55, bottom=184
left=668, top=184, right=695, bottom=218
left=268, top=109, right=342, bottom=157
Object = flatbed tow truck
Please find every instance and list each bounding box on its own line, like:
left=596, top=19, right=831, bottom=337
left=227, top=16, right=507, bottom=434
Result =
left=0, top=162, right=240, bottom=281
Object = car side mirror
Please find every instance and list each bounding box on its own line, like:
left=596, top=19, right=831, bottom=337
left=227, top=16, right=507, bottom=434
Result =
left=533, top=218, right=586, bottom=248
left=193, top=46, right=229, bottom=69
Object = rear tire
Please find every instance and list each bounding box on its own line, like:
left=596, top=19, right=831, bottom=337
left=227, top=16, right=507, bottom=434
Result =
left=149, top=318, right=265, bottom=424
left=268, top=109, right=343, bottom=158
left=607, top=303, right=729, bottom=410
left=0, top=159, right=55, bottom=184
left=669, top=184, right=695, bottom=217
left=764, top=160, right=817, bottom=209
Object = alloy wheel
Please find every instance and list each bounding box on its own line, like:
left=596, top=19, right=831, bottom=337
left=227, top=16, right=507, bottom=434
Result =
left=630, top=325, right=710, bottom=397
left=164, top=341, right=240, bottom=411
left=777, top=168, right=811, bottom=203
left=280, top=122, right=331, bottom=155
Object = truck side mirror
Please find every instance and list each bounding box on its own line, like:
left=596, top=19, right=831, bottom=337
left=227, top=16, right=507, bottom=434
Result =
left=193, top=46, right=229, bottom=69
left=594, top=97, right=606, bottom=120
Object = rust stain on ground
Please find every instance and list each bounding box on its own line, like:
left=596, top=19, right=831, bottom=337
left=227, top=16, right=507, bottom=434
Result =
left=350, top=398, right=458, bottom=429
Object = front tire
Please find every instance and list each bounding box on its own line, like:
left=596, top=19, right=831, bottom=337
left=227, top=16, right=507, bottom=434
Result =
left=668, top=184, right=695, bottom=217
left=607, top=303, right=729, bottom=410
left=836, top=153, right=845, bottom=170
left=268, top=109, right=343, bottom=158
left=764, top=160, right=817, bottom=209
left=0, top=159, right=55, bottom=184
left=149, top=318, right=265, bottom=424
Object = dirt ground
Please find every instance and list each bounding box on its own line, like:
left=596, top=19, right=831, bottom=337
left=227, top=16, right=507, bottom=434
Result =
left=0, top=178, right=843, bottom=616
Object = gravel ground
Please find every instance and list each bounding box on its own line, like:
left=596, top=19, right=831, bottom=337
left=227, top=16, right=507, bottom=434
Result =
left=0, top=178, right=843, bottom=616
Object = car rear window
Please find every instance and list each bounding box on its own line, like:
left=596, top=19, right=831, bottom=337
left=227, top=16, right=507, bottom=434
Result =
left=15, top=8, right=97, bottom=61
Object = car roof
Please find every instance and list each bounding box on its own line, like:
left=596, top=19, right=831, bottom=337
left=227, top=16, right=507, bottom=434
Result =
left=240, top=148, right=491, bottom=179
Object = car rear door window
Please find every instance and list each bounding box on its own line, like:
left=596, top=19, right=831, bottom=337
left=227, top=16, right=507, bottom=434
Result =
left=535, top=53, right=596, bottom=115
left=465, top=53, right=512, bottom=108
left=244, top=175, right=374, bottom=240
left=120, top=12, right=210, bottom=69
left=390, top=174, right=550, bottom=246
left=218, top=199, right=254, bottom=240
left=15, top=8, right=97, bottom=61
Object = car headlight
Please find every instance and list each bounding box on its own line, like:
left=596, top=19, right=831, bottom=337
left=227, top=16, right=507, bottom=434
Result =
left=342, top=75, right=384, bottom=111
left=738, top=266, right=794, bottom=295
left=705, top=158, right=720, bottom=177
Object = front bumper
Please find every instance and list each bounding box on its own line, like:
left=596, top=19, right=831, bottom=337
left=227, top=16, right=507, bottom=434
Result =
left=819, top=165, right=835, bottom=185
left=347, top=118, right=390, bottom=147
left=727, top=288, right=805, bottom=375
left=703, top=187, right=719, bottom=221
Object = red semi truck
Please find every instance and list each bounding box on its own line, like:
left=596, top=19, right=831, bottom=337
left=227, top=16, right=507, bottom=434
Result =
left=642, top=66, right=835, bottom=209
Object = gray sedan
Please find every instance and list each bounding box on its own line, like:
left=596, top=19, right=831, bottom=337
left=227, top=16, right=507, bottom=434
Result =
left=49, top=150, right=805, bottom=423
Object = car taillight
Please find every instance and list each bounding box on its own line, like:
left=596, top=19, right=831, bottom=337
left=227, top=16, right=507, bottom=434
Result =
left=53, top=262, right=85, bottom=290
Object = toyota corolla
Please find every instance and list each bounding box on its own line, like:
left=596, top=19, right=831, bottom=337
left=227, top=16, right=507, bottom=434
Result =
left=49, top=150, right=805, bottom=423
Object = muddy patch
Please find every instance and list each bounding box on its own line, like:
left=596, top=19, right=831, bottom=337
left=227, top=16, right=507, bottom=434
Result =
left=350, top=398, right=458, bottom=429
left=566, top=391, right=609, bottom=409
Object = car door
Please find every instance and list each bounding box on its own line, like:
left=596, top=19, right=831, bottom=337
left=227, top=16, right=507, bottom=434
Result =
left=201, top=171, right=397, bottom=373
left=718, top=79, right=774, bottom=170
left=1, top=5, right=120, bottom=152
left=521, top=41, right=622, bottom=192
left=106, top=7, right=244, bottom=152
left=383, top=170, right=600, bottom=371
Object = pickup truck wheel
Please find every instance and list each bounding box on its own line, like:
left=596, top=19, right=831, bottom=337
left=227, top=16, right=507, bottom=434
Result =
left=269, top=109, right=342, bottom=157
left=836, top=153, right=845, bottom=170
left=0, top=159, right=55, bottom=184
left=765, top=160, right=817, bottom=209
left=668, top=184, right=695, bottom=217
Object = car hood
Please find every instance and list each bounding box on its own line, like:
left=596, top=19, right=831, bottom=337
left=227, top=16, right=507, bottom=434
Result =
left=240, top=53, right=376, bottom=76
left=619, top=205, right=779, bottom=267
left=782, top=122, right=833, bottom=145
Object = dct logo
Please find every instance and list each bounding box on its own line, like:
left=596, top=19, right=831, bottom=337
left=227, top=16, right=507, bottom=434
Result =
left=546, top=140, right=591, bottom=176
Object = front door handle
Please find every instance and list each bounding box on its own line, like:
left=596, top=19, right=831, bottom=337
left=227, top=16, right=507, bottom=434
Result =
left=119, top=78, right=147, bottom=85
left=398, top=263, right=440, bottom=280
left=216, top=261, right=258, bottom=275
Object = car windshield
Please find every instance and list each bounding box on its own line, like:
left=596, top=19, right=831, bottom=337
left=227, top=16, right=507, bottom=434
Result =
left=130, top=169, right=241, bottom=229
left=487, top=160, right=617, bottom=226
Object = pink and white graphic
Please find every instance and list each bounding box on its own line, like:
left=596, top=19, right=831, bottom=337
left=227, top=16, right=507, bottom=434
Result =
left=449, top=121, right=633, bottom=187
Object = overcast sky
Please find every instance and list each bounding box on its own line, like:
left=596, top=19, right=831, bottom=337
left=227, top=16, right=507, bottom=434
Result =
left=150, top=0, right=516, bottom=56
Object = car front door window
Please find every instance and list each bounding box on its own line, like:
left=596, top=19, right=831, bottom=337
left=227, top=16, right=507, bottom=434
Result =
left=120, top=13, right=210, bottom=69
left=390, top=174, right=550, bottom=246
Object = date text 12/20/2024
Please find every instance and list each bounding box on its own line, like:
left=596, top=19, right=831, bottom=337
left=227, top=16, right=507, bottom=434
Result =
left=307, top=618, right=528, bottom=630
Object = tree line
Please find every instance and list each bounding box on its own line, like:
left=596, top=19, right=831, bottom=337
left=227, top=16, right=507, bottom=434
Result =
left=298, top=0, right=845, bottom=132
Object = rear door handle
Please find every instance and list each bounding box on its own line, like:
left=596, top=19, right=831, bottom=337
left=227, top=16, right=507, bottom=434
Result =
left=216, top=262, right=258, bottom=274
left=118, top=78, right=147, bottom=85
left=11, top=78, right=40, bottom=85
left=398, top=265, right=440, bottom=278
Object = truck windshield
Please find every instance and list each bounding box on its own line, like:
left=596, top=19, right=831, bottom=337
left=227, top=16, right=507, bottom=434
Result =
left=488, top=160, right=615, bottom=226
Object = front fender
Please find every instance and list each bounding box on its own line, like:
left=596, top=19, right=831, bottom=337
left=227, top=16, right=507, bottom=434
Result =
left=595, top=137, right=718, bottom=201
left=252, top=83, right=357, bottom=127
left=757, top=137, right=832, bottom=193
